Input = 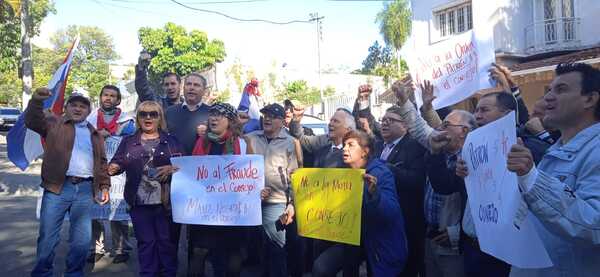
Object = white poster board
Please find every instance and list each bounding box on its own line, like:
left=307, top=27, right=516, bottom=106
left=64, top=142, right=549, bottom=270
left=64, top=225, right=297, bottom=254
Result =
left=462, top=112, right=552, bottom=268
left=402, top=29, right=495, bottom=110
left=170, top=155, right=264, bottom=226
left=90, top=136, right=129, bottom=221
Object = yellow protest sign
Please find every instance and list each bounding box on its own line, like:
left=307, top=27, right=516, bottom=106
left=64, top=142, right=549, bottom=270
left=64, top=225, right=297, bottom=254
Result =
left=291, top=168, right=364, bottom=246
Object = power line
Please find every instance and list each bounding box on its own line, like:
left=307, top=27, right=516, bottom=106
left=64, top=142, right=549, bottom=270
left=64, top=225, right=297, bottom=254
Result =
left=92, top=0, right=172, bottom=16
left=169, top=0, right=314, bottom=25
left=107, top=0, right=269, bottom=4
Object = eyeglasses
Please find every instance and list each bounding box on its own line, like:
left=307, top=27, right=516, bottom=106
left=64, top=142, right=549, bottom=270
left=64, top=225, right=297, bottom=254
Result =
left=138, top=111, right=159, bottom=119
left=440, top=121, right=468, bottom=130
left=380, top=117, right=403, bottom=124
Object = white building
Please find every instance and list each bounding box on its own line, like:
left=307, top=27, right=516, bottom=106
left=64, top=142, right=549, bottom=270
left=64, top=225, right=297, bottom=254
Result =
left=407, top=0, right=600, bottom=109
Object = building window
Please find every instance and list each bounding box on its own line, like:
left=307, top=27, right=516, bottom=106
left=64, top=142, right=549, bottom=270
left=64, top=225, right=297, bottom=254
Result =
left=438, top=13, right=447, bottom=37
left=457, top=7, right=465, bottom=32
left=466, top=4, right=473, bottom=29
left=448, top=10, right=456, bottom=34
left=435, top=2, right=472, bottom=39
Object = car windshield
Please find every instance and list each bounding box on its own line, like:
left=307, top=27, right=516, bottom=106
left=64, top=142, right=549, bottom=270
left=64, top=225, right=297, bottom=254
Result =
left=0, top=109, right=20, bottom=115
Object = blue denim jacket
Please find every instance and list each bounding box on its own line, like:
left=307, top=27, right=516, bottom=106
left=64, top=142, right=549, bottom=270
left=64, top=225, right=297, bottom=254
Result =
left=512, top=122, right=600, bottom=277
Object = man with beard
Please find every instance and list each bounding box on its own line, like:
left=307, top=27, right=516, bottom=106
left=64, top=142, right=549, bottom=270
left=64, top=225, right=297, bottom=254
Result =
left=135, top=51, right=183, bottom=110
left=86, top=85, right=135, bottom=264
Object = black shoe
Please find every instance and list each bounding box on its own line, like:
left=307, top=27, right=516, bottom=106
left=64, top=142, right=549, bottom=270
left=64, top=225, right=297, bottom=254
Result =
left=112, top=253, right=129, bottom=264
left=87, top=253, right=104, bottom=263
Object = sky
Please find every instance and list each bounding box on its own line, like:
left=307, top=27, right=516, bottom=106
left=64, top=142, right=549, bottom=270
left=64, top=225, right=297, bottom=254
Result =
left=34, top=0, right=391, bottom=74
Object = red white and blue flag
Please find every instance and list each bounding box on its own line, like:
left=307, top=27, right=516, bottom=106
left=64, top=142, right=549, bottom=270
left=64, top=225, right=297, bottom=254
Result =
left=238, top=78, right=262, bottom=134
left=7, top=36, right=80, bottom=171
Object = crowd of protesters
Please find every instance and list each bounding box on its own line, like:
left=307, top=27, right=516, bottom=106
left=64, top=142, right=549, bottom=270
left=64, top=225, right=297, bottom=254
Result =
left=25, top=50, right=600, bottom=277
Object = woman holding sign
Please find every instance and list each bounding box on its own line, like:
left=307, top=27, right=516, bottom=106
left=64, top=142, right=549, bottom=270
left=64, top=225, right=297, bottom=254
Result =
left=108, top=101, right=183, bottom=277
left=312, top=130, right=408, bottom=277
left=190, top=102, right=253, bottom=277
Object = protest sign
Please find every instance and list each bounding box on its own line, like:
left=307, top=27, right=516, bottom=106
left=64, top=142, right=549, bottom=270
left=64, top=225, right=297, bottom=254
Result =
left=90, top=136, right=129, bottom=221
left=291, top=168, right=364, bottom=246
left=402, top=28, right=495, bottom=110
left=462, top=111, right=552, bottom=268
left=170, top=155, right=264, bottom=226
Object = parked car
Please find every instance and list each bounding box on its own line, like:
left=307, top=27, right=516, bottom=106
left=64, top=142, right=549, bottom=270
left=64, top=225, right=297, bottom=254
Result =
left=0, top=107, right=21, bottom=130
left=301, top=114, right=328, bottom=135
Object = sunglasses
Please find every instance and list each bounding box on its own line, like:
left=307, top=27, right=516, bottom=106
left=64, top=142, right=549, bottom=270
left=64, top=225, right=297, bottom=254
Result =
left=138, top=111, right=159, bottom=119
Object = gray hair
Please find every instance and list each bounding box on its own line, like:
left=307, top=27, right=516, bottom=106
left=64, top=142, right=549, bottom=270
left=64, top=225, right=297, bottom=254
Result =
left=449, top=109, right=477, bottom=130
left=335, top=108, right=357, bottom=130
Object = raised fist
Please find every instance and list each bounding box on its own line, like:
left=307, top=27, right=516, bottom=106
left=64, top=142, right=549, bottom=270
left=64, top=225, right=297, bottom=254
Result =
left=138, top=51, right=152, bottom=68
left=32, top=87, right=52, bottom=101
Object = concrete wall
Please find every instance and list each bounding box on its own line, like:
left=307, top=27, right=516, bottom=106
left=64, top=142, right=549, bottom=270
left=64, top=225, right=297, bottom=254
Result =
left=577, top=0, right=600, bottom=48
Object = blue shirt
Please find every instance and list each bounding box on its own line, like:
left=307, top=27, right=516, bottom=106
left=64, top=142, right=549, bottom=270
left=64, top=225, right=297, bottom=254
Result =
left=65, top=121, right=94, bottom=178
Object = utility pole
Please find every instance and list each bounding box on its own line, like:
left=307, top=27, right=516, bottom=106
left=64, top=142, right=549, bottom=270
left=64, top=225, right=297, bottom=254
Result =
left=20, top=0, right=33, bottom=109
left=309, top=13, right=324, bottom=116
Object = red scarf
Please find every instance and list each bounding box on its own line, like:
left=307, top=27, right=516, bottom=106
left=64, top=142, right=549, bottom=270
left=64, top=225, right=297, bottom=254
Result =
left=192, top=131, right=242, bottom=155
left=97, top=108, right=122, bottom=135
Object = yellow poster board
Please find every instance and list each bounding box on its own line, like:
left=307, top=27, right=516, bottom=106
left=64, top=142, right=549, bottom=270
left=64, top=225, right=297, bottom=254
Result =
left=291, top=168, right=364, bottom=246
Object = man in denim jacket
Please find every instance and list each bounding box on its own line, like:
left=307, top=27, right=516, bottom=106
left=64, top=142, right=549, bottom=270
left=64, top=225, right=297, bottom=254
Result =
left=507, top=63, right=600, bottom=276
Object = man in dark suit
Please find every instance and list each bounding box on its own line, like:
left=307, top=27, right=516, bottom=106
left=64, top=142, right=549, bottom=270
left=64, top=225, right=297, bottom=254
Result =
left=375, top=105, right=428, bottom=277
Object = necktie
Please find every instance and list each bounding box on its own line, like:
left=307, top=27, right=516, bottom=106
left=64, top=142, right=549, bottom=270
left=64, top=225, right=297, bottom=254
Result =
left=380, top=143, right=395, bottom=160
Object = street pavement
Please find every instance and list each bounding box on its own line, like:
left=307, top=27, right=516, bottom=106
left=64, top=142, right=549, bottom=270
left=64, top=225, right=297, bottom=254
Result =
left=0, top=132, right=226, bottom=276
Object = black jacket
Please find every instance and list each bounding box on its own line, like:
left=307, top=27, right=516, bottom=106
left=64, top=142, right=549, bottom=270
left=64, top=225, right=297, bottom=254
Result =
left=374, top=136, right=427, bottom=240
left=517, top=126, right=551, bottom=164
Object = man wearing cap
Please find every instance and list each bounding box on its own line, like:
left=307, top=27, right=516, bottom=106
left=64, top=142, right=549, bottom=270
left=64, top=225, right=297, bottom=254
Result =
left=26, top=88, right=110, bottom=277
left=246, top=103, right=303, bottom=277
left=86, top=85, right=135, bottom=264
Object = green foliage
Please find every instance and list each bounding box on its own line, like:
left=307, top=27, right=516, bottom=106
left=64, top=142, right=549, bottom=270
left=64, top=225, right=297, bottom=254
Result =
left=0, top=68, right=21, bottom=106
left=356, top=41, right=408, bottom=86
left=48, top=25, right=118, bottom=100
left=0, top=0, right=56, bottom=72
left=138, top=22, right=226, bottom=87
left=376, top=0, right=412, bottom=52
left=0, top=45, right=60, bottom=106
left=225, top=58, right=244, bottom=93
left=275, top=80, right=334, bottom=105
left=212, top=88, right=231, bottom=104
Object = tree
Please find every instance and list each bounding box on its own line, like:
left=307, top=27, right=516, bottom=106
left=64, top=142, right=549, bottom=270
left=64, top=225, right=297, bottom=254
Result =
left=0, top=0, right=55, bottom=73
left=138, top=22, right=226, bottom=88
left=356, top=40, right=408, bottom=86
left=275, top=80, right=334, bottom=105
left=0, top=0, right=55, bottom=107
left=0, top=45, right=61, bottom=107
left=50, top=25, right=119, bottom=100
left=375, top=0, right=411, bottom=74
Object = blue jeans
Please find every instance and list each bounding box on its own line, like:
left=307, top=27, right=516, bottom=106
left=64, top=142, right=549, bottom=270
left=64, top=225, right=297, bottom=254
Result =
left=31, top=180, right=94, bottom=277
left=261, top=203, right=287, bottom=277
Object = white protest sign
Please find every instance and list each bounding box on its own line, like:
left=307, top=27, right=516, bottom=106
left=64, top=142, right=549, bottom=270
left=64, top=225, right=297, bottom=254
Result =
left=402, top=28, right=495, bottom=110
left=462, top=111, right=552, bottom=268
left=91, top=136, right=129, bottom=221
left=170, top=155, right=264, bottom=226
